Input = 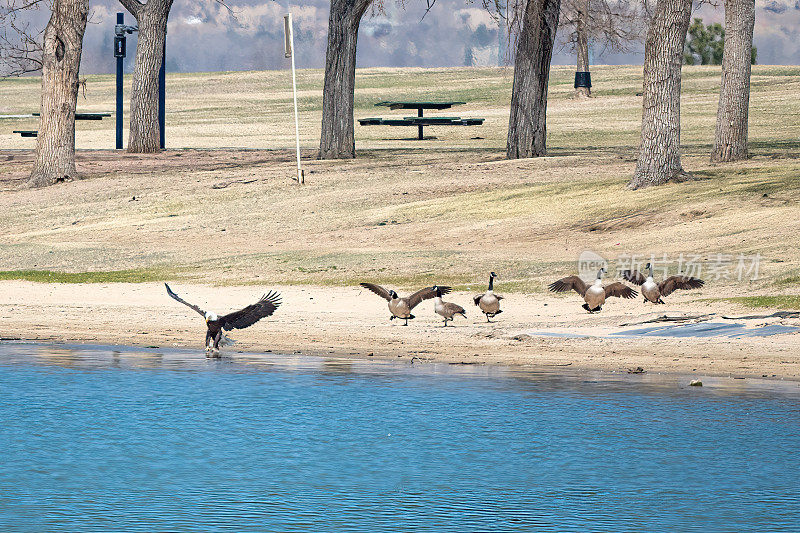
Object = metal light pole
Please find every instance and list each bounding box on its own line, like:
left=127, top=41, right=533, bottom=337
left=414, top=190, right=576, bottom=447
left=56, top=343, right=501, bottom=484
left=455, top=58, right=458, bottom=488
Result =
left=114, top=13, right=137, bottom=149
left=114, top=15, right=164, bottom=150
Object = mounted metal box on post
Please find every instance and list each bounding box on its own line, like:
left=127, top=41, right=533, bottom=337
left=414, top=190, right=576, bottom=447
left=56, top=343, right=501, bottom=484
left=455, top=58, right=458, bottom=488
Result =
left=114, top=13, right=137, bottom=150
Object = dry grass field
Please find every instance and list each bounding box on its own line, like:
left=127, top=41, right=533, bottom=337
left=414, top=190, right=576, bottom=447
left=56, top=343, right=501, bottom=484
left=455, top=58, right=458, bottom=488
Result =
left=1, top=65, right=799, bottom=298
left=1, top=65, right=799, bottom=377
left=2, top=64, right=799, bottom=151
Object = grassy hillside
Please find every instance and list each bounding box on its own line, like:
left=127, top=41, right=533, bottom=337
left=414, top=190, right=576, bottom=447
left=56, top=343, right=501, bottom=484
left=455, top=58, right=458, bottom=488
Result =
left=1, top=65, right=799, bottom=306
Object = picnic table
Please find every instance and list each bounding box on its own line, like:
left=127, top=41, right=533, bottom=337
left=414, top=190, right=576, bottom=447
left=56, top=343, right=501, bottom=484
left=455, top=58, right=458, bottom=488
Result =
left=11, top=112, right=112, bottom=137
left=33, top=112, right=112, bottom=120
left=358, top=101, right=484, bottom=140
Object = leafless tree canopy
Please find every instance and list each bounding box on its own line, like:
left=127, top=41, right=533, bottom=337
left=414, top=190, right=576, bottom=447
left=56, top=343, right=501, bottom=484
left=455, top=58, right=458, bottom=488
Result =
left=558, top=0, right=644, bottom=54
left=0, top=0, right=48, bottom=76
left=476, top=0, right=643, bottom=60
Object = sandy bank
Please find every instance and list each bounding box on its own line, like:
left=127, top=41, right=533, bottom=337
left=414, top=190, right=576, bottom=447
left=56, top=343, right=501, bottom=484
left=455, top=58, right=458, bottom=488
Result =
left=2, top=281, right=798, bottom=381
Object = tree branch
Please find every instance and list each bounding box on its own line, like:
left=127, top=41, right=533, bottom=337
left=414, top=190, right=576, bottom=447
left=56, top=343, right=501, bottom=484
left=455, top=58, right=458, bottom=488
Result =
left=558, top=0, right=645, bottom=53
left=3, top=0, right=48, bottom=15
left=118, top=0, right=144, bottom=18
left=213, top=0, right=234, bottom=15
left=0, top=0, right=48, bottom=76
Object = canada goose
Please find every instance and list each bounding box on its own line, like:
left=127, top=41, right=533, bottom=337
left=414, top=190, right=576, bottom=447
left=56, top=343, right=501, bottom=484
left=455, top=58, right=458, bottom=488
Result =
left=548, top=268, right=637, bottom=313
left=473, top=271, right=504, bottom=322
left=360, top=283, right=451, bottom=325
left=165, top=283, right=281, bottom=355
left=432, top=285, right=466, bottom=327
left=622, top=263, right=704, bottom=304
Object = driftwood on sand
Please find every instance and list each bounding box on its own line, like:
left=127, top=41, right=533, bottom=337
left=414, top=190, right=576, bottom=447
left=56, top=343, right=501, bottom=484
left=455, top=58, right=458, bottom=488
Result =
left=721, top=311, right=800, bottom=320
left=619, top=314, right=716, bottom=327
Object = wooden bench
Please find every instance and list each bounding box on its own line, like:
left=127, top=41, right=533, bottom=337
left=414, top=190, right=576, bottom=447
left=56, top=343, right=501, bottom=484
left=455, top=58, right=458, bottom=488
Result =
left=359, top=101, right=484, bottom=140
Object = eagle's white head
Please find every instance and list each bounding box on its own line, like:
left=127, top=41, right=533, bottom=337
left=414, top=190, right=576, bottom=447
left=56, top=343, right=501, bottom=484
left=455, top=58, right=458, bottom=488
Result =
left=205, top=311, right=218, bottom=322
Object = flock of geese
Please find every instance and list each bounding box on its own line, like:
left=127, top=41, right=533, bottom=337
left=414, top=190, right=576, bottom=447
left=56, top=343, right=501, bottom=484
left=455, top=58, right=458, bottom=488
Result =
left=166, top=265, right=704, bottom=354
left=360, top=271, right=504, bottom=327
left=548, top=263, right=705, bottom=311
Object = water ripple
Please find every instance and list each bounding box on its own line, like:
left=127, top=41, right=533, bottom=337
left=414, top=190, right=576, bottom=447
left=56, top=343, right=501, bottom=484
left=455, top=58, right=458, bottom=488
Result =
left=0, top=342, right=798, bottom=532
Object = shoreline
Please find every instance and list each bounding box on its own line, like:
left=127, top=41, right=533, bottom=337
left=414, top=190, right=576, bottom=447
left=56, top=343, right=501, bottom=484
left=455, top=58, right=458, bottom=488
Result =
left=4, top=339, right=800, bottom=397
left=2, top=281, right=799, bottom=382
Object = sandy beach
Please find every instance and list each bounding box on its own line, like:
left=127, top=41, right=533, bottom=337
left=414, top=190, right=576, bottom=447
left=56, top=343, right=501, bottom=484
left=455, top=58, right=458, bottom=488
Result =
left=2, top=67, right=799, bottom=381
left=2, top=281, right=799, bottom=380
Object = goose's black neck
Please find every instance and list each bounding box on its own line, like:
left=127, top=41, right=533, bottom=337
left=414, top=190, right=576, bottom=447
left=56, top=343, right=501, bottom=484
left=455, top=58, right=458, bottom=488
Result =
left=488, top=275, right=494, bottom=291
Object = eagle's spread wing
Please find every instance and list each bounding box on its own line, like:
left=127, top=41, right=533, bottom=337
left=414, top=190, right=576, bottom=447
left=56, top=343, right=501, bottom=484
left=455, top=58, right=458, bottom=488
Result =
left=360, top=283, right=392, bottom=301
left=659, top=276, right=704, bottom=297
left=604, top=282, right=638, bottom=299
left=219, top=291, right=281, bottom=331
left=621, top=270, right=647, bottom=286
left=548, top=276, right=588, bottom=297
left=165, top=283, right=206, bottom=318
left=407, top=286, right=451, bottom=309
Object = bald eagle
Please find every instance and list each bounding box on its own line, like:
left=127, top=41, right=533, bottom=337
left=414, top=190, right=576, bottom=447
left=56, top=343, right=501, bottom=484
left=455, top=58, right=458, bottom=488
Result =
left=165, top=283, right=281, bottom=355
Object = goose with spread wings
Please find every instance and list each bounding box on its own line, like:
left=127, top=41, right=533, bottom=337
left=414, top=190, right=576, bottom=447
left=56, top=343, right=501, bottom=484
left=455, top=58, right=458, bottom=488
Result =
left=165, top=283, right=281, bottom=355
left=622, top=263, right=704, bottom=304
left=548, top=268, right=637, bottom=313
left=360, top=283, right=451, bottom=325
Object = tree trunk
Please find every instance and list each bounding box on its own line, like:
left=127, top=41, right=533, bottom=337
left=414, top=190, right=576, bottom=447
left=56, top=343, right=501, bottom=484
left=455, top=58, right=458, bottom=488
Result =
left=120, top=0, right=172, bottom=153
left=506, top=0, right=561, bottom=159
left=28, top=0, right=88, bottom=188
left=319, top=0, right=372, bottom=159
left=711, top=0, right=755, bottom=162
left=574, top=0, right=591, bottom=98
left=628, top=0, right=693, bottom=190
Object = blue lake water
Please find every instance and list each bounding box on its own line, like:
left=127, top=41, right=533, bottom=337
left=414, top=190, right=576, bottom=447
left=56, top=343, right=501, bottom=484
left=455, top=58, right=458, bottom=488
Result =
left=1, top=342, right=799, bottom=532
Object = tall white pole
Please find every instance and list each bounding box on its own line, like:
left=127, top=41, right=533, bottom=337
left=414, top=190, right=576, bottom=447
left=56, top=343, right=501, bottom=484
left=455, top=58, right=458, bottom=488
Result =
left=285, top=13, right=303, bottom=184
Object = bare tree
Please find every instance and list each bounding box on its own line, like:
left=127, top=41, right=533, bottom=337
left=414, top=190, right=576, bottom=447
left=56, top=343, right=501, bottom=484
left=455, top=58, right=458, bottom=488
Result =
left=711, top=0, right=755, bottom=162
left=0, top=0, right=46, bottom=77
left=119, top=0, right=173, bottom=153
left=318, top=0, right=374, bottom=159
left=571, top=0, right=591, bottom=97
left=628, top=0, right=692, bottom=190
left=26, top=0, right=88, bottom=188
left=558, top=0, right=642, bottom=98
left=501, top=0, right=561, bottom=159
